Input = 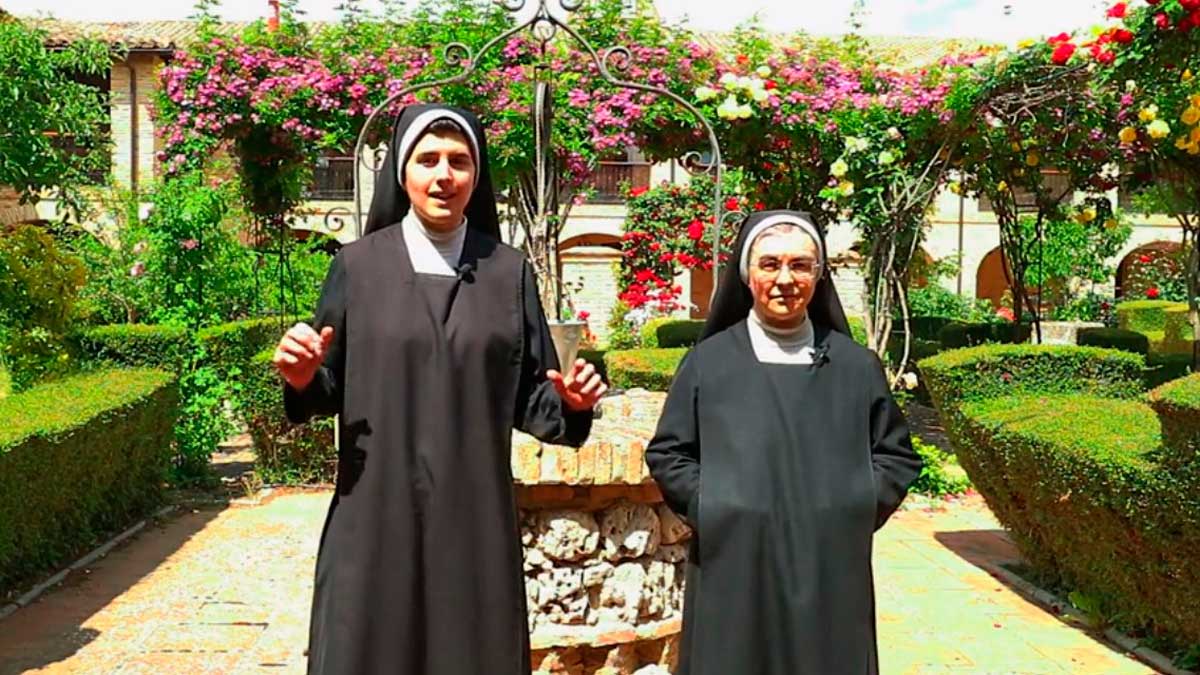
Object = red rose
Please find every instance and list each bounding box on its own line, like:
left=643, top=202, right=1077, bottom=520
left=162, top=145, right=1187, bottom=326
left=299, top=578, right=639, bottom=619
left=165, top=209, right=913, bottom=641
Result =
left=1147, top=0, right=1160, bottom=4
left=1184, top=0, right=1200, bottom=10
left=635, top=269, right=654, bottom=283
left=736, top=54, right=749, bottom=65
left=764, top=80, right=777, bottom=90
left=1139, top=254, right=1152, bottom=263
left=1193, top=9, right=1200, bottom=25
left=1097, top=49, right=1116, bottom=64
left=1155, top=12, right=1171, bottom=29
left=725, top=197, right=740, bottom=211
left=1051, top=42, right=1077, bottom=65
left=754, top=201, right=765, bottom=210
left=629, top=185, right=649, bottom=197
left=649, top=242, right=660, bottom=251
left=687, top=220, right=705, bottom=241
left=1107, top=2, right=1127, bottom=18
left=762, top=161, right=774, bottom=170
left=1048, top=32, right=1072, bottom=44
left=577, top=310, right=590, bottom=321
left=1113, top=28, right=1134, bottom=44
left=1181, top=15, right=1195, bottom=32
left=1146, top=287, right=1161, bottom=299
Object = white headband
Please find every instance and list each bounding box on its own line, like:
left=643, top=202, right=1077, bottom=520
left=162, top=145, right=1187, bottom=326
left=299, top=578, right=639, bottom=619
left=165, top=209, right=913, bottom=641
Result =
left=738, top=214, right=826, bottom=283
left=395, top=109, right=481, bottom=190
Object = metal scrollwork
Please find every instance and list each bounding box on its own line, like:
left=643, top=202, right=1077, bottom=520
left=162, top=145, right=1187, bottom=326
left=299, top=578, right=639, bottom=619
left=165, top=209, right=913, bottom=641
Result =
left=324, top=206, right=352, bottom=233
left=353, top=0, right=728, bottom=279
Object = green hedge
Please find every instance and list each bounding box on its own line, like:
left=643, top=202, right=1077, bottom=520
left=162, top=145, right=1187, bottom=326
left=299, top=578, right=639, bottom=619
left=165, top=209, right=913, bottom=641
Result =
left=242, top=350, right=335, bottom=485
left=654, top=320, right=705, bottom=348
left=0, top=368, right=178, bottom=588
left=958, top=393, right=1199, bottom=645
left=603, top=348, right=687, bottom=391
left=847, top=316, right=867, bottom=346
left=1147, top=353, right=1196, bottom=389
left=1117, top=299, right=1179, bottom=335
left=1162, top=305, right=1196, bottom=355
left=1150, top=373, right=1200, bottom=464
left=921, top=344, right=1146, bottom=409
left=908, top=316, right=957, bottom=342
left=1076, top=327, right=1150, bottom=356
left=198, top=316, right=295, bottom=381
left=0, top=361, right=9, bottom=399
left=937, top=321, right=1032, bottom=350
left=77, top=323, right=190, bottom=371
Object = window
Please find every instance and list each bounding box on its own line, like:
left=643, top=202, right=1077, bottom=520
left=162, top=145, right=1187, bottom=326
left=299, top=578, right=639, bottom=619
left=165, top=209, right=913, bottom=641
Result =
left=585, top=148, right=651, bottom=203
left=305, top=152, right=356, bottom=201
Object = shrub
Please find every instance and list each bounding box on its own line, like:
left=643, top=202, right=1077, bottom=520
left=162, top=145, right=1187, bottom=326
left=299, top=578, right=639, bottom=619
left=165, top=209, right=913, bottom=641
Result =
left=1147, top=353, right=1195, bottom=389
left=847, top=315, right=867, bottom=346
left=0, top=368, right=178, bottom=588
left=956, top=392, right=1199, bottom=645
left=77, top=323, right=191, bottom=371
left=907, top=316, right=956, bottom=341
left=0, top=361, right=9, bottom=399
left=909, top=436, right=972, bottom=497
left=242, top=350, right=335, bottom=485
left=1076, top=327, right=1150, bottom=356
left=1162, top=305, right=1196, bottom=354
left=638, top=317, right=672, bottom=348
left=654, top=320, right=705, bottom=348
left=198, top=315, right=296, bottom=381
left=1116, top=299, right=1180, bottom=336
left=937, top=321, right=1032, bottom=350
left=578, top=348, right=609, bottom=383
left=0, top=224, right=87, bottom=390
left=1149, top=373, right=1200, bottom=464
left=603, top=348, right=687, bottom=391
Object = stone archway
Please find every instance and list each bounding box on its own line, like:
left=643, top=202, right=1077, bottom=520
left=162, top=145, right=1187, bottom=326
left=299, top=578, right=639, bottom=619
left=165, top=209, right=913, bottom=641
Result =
left=1116, top=241, right=1183, bottom=299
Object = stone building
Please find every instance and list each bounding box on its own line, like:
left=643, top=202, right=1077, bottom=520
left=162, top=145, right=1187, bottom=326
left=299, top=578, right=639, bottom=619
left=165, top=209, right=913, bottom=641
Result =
left=11, top=17, right=1186, bottom=344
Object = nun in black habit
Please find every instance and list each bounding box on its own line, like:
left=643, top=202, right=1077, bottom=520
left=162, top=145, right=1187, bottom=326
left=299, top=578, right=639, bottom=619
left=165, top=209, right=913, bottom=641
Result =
left=274, top=104, right=606, bottom=674
left=645, top=210, right=923, bottom=675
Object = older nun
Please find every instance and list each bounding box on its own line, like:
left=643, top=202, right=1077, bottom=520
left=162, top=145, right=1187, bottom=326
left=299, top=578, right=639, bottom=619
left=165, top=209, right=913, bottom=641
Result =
left=646, top=209, right=922, bottom=675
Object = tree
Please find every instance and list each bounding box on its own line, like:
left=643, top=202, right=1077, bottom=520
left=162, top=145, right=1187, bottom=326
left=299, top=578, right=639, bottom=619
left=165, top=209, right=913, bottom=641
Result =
left=0, top=18, right=112, bottom=221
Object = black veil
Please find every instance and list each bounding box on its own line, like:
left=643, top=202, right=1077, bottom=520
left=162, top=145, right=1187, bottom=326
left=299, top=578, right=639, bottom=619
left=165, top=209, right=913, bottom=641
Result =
left=701, top=209, right=852, bottom=340
left=363, top=103, right=501, bottom=239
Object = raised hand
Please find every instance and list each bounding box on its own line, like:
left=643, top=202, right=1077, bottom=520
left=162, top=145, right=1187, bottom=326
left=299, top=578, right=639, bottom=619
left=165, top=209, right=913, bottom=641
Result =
left=272, top=322, right=335, bottom=391
left=546, top=358, right=607, bottom=413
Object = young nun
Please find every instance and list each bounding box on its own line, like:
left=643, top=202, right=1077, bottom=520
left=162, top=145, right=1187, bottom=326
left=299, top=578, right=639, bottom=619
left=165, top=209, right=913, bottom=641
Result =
left=646, top=210, right=923, bottom=675
left=272, top=103, right=606, bottom=675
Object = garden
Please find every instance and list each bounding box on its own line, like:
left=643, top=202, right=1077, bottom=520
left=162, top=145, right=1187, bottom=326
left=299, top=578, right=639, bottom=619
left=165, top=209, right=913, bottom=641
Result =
left=1, top=0, right=1199, bottom=669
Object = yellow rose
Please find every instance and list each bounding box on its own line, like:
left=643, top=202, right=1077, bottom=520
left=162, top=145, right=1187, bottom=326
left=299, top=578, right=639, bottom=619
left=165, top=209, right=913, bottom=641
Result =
left=1139, top=105, right=1158, bottom=122
left=1178, top=136, right=1192, bottom=150
left=1190, top=143, right=1200, bottom=156
left=1183, top=69, right=1194, bottom=83
left=1026, top=151, right=1040, bottom=167
left=1103, top=219, right=1118, bottom=230
left=1079, top=207, right=1096, bottom=223
left=1192, top=94, right=1200, bottom=108
left=949, top=181, right=962, bottom=195
left=1191, top=126, right=1200, bottom=143
left=1016, top=38, right=1035, bottom=50
left=1011, top=142, right=1022, bottom=151
left=1147, top=119, right=1171, bottom=139
left=1183, top=107, right=1200, bottom=126
left=1119, top=126, right=1138, bottom=144
left=996, top=181, right=1008, bottom=193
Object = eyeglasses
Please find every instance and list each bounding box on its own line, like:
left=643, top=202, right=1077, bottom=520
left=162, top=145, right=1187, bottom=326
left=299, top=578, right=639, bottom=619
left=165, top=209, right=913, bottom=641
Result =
left=754, top=257, right=820, bottom=278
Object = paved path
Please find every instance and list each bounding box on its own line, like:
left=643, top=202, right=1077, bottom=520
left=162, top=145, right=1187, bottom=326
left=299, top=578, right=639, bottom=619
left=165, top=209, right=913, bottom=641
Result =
left=0, top=491, right=1156, bottom=674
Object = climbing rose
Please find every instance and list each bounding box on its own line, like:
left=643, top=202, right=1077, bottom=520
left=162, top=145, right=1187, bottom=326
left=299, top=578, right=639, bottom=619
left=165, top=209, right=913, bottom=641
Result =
left=1146, top=287, right=1161, bottom=299
left=1051, top=43, right=1077, bottom=65
left=1107, top=3, right=1127, bottom=19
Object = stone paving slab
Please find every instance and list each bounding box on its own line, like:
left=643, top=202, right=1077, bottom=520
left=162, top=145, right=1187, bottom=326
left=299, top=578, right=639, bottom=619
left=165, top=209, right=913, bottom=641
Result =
left=0, top=491, right=1158, bottom=674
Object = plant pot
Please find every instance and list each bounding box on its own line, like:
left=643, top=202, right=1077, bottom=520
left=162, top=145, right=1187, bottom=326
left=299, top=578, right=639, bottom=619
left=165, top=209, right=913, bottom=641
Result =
left=548, top=320, right=586, bottom=372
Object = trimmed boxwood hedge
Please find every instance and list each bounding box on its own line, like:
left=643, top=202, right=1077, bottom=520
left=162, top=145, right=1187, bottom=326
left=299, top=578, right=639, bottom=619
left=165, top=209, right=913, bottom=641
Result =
left=1150, top=373, right=1200, bottom=465
left=603, top=348, right=687, bottom=391
left=1147, top=353, right=1196, bottom=389
left=0, top=361, right=9, bottom=399
left=925, top=345, right=1200, bottom=646
left=242, top=350, right=336, bottom=485
left=77, top=323, right=190, bottom=371
left=847, top=316, right=867, bottom=346
left=654, top=320, right=705, bottom=349
left=0, top=368, right=178, bottom=589
left=1117, top=299, right=1180, bottom=335
left=937, top=321, right=1032, bottom=349
left=1076, top=327, right=1150, bottom=355
left=578, top=348, right=608, bottom=383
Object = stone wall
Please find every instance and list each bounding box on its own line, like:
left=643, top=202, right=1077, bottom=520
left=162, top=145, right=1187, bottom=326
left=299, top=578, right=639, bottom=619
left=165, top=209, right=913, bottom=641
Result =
left=514, top=390, right=683, bottom=675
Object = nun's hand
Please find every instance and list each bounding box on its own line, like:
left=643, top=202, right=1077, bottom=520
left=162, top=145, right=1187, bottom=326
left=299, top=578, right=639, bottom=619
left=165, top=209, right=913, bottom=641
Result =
left=547, top=359, right=607, bottom=412
left=273, top=323, right=335, bottom=391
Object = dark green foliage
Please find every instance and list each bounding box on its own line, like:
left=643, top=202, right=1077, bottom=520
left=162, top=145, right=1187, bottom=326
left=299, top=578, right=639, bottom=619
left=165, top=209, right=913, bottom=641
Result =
left=937, top=321, right=1032, bottom=349
left=0, top=369, right=178, bottom=588
left=1150, top=374, right=1200, bottom=466
left=1147, top=353, right=1196, bottom=388
left=653, top=320, right=705, bottom=348
left=603, top=348, right=688, bottom=391
left=907, top=316, right=956, bottom=341
left=242, top=350, right=336, bottom=485
left=1076, top=327, right=1150, bottom=356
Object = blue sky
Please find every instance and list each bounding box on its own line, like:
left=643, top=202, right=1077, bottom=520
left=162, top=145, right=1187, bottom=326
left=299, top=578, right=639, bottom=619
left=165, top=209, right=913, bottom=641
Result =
left=14, top=0, right=1109, bottom=42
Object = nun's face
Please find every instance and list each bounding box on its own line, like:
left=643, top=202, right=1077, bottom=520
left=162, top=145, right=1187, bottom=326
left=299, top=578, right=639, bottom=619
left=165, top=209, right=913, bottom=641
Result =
left=404, top=130, right=476, bottom=230
left=747, top=229, right=821, bottom=328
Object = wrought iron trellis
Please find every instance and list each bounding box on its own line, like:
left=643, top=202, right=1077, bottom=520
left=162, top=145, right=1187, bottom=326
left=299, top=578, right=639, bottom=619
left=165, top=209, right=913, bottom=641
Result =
left=350, top=0, right=735, bottom=291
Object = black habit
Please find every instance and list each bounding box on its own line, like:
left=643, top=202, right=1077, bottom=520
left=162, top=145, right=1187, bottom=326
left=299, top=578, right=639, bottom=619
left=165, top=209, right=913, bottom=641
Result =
left=645, top=210, right=922, bottom=675
left=285, top=105, right=592, bottom=675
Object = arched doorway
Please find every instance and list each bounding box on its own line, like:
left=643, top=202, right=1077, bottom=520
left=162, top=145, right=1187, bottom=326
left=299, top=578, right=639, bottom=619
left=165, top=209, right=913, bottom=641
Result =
left=976, top=247, right=1011, bottom=309
left=1116, top=241, right=1183, bottom=299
